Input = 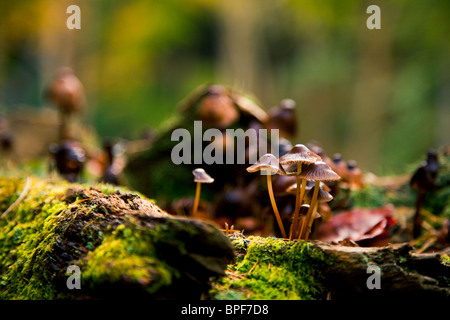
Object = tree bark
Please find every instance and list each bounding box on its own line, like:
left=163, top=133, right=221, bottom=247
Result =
left=317, top=241, right=450, bottom=299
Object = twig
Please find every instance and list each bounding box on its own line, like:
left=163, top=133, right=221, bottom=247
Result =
left=1, top=177, right=32, bottom=219
left=416, top=236, right=438, bottom=254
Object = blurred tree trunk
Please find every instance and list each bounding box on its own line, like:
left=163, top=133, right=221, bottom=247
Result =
left=38, top=1, right=78, bottom=106
left=216, top=0, right=265, bottom=100
left=345, top=3, right=393, bottom=172
left=436, top=60, right=450, bottom=148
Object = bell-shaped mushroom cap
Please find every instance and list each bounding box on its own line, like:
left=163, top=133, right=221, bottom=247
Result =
left=299, top=204, right=310, bottom=216
left=347, top=160, right=358, bottom=170
left=299, top=161, right=341, bottom=181
left=299, top=204, right=321, bottom=219
left=272, top=175, right=296, bottom=196
left=286, top=180, right=326, bottom=194
left=283, top=163, right=300, bottom=176
left=304, top=185, right=334, bottom=203
left=192, top=168, right=214, bottom=183
left=278, top=144, right=322, bottom=166
left=246, top=153, right=286, bottom=175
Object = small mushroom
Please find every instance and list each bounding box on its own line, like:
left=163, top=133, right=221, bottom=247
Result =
left=347, top=160, right=365, bottom=190
left=286, top=180, right=328, bottom=195
left=101, top=139, right=127, bottom=185
left=291, top=204, right=321, bottom=240
left=409, top=149, right=440, bottom=239
left=247, top=153, right=287, bottom=238
left=192, top=168, right=214, bottom=218
left=272, top=175, right=297, bottom=197
left=46, top=67, right=86, bottom=140
left=297, top=161, right=340, bottom=239
left=49, top=139, right=86, bottom=183
left=279, top=144, right=322, bottom=239
left=331, top=153, right=348, bottom=181
left=266, top=99, right=297, bottom=138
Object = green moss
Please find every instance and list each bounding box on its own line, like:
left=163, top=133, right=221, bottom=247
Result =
left=80, top=227, right=173, bottom=295
left=211, top=236, right=332, bottom=300
left=0, top=176, right=177, bottom=299
left=348, top=184, right=386, bottom=208
left=442, top=254, right=450, bottom=266
left=0, top=177, right=71, bottom=299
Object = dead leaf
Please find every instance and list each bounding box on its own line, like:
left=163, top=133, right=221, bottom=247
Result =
left=316, top=205, right=397, bottom=246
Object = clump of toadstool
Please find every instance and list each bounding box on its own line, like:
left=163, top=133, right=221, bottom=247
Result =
left=245, top=143, right=340, bottom=240
left=279, top=144, right=322, bottom=239
left=296, top=161, right=341, bottom=239
left=301, top=181, right=334, bottom=240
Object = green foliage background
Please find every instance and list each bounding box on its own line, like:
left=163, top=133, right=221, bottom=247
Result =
left=0, top=0, right=449, bottom=175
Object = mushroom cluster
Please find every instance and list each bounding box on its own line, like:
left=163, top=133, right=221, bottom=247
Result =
left=247, top=144, right=341, bottom=240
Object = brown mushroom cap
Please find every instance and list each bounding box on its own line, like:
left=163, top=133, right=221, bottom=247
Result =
left=272, top=175, right=297, bottom=196
left=192, top=168, right=214, bottom=183
left=299, top=204, right=321, bottom=219
left=278, top=144, right=322, bottom=166
left=283, top=163, right=300, bottom=176
left=246, top=153, right=286, bottom=175
left=299, top=161, right=341, bottom=181
left=304, top=185, right=334, bottom=203
left=286, top=180, right=326, bottom=194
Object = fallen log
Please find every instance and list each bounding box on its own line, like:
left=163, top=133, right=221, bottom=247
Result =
left=318, top=241, right=450, bottom=299
left=0, top=176, right=234, bottom=299
left=212, top=234, right=450, bottom=300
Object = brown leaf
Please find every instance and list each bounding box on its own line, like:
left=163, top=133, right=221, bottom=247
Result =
left=316, top=205, right=397, bottom=246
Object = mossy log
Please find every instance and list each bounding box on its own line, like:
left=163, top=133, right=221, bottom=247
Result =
left=0, top=176, right=234, bottom=299
left=318, top=241, right=450, bottom=299
left=1, top=176, right=448, bottom=300
left=211, top=235, right=450, bottom=300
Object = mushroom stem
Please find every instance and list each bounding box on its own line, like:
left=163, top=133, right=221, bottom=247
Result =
left=290, top=165, right=304, bottom=239
left=59, top=112, right=69, bottom=141
left=295, top=179, right=308, bottom=238
left=299, top=181, right=320, bottom=239
left=304, top=202, right=319, bottom=241
left=267, top=172, right=287, bottom=239
left=193, top=182, right=201, bottom=218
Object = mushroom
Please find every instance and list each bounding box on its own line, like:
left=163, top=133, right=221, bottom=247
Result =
left=46, top=67, right=86, bottom=140
left=266, top=99, right=297, bottom=138
left=297, top=161, right=340, bottom=240
left=292, top=204, right=321, bottom=239
left=347, top=160, right=365, bottom=190
left=409, top=149, right=440, bottom=239
left=192, top=168, right=214, bottom=218
left=301, top=183, right=333, bottom=240
left=49, top=139, right=86, bottom=183
left=247, top=153, right=287, bottom=238
left=331, top=153, right=348, bottom=181
left=279, top=144, right=322, bottom=239
left=286, top=180, right=319, bottom=195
